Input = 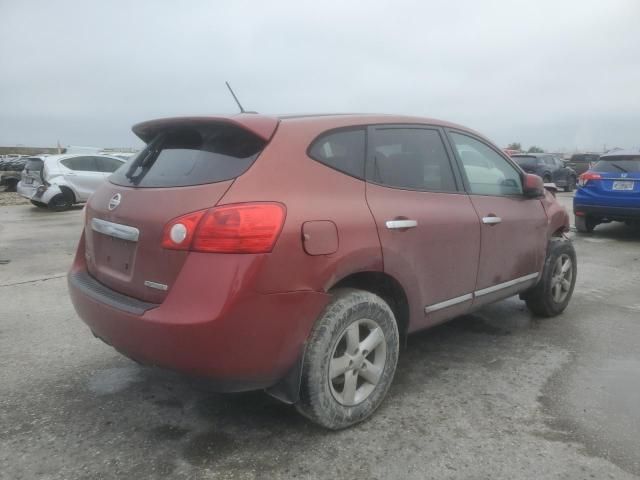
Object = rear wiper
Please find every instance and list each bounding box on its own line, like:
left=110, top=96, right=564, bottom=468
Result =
left=125, top=133, right=165, bottom=183
left=609, top=163, right=628, bottom=173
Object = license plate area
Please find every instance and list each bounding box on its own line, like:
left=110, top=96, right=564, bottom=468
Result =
left=613, top=181, right=634, bottom=191
left=93, top=234, right=137, bottom=279
left=24, top=178, right=33, bottom=185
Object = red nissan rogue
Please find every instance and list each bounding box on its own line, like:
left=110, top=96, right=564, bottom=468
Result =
left=68, top=114, right=576, bottom=429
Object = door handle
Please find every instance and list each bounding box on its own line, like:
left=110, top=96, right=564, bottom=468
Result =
left=482, top=215, right=502, bottom=225
left=385, top=219, right=418, bottom=230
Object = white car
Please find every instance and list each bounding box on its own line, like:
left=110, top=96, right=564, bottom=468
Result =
left=17, top=154, right=126, bottom=211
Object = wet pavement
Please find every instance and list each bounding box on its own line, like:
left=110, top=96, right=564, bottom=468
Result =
left=1, top=194, right=639, bottom=479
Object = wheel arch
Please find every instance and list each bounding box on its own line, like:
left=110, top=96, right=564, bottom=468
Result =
left=329, top=271, right=410, bottom=344
left=266, top=270, right=410, bottom=406
left=58, top=185, right=77, bottom=203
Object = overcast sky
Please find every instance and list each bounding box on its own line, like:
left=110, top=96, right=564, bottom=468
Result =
left=1, top=0, right=639, bottom=151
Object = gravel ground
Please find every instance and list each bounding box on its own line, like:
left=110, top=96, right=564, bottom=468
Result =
left=0, top=191, right=29, bottom=207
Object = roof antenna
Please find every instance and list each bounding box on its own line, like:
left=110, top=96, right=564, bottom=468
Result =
left=225, top=81, right=246, bottom=113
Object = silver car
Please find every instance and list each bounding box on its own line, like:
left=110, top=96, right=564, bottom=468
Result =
left=17, top=154, right=125, bottom=211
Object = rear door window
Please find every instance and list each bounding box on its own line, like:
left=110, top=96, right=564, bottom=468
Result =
left=367, top=127, right=457, bottom=192
left=24, top=158, right=44, bottom=173
left=110, top=125, right=265, bottom=187
left=61, top=156, right=99, bottom=172
left=308, top=128, right=366, bottom=179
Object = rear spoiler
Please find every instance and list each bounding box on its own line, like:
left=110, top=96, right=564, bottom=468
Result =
left=132, top=114, right=280, bottom=143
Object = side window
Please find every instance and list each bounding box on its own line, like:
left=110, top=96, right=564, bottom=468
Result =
left=60, top=156, right=98, bottom=172
left=308, top=129, right=365, bottom=179
left=368, top=128, right=457, bottom=192
left=449, top=132, right=523, bottom=196
left=96, top=156, right=124, bottom=173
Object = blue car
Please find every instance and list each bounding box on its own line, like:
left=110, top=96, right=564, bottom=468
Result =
left=574, top=149, right=640, bottom=232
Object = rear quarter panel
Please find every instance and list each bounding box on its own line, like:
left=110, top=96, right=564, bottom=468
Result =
left=219, top=120, right=384, bottom=294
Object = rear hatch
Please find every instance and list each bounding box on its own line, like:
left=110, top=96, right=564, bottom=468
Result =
left=21, top=157, right=45, bottom=186
left=84, top=117, right=278, bottom=303
left=587, top=156, right=640, bottom=200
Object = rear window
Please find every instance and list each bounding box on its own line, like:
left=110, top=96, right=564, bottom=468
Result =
left=593, top=156, right=640, bottom=173
left=24, top=158, right=44, bottom=172
left=110, top=125, right=265, bottom=188
left=308, top=128, right=366, bottom=179
left=512, top=156, right=540, bottom=168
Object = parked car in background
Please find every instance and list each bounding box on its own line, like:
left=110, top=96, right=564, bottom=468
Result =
left=17, top=154, right=125, bottom=211
left=0, top=155, right=28, bottom=191
left=68, top=113, right=575, bottom=429
left=565, top=153, right=600, bottom=176
left=511, top=153, right=577, bottom=191
left=574, top=148, right=640, bottom=232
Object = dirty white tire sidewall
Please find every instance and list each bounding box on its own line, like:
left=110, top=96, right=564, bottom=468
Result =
left=296, top=288, right=399, bottom=430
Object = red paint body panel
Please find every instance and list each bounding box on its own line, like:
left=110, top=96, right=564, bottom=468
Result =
left=365, top=186, right=481, bottom=332
left=68, top=113, right=572, bottom=391
left=467, top=195, right=548, bottom=291
left=86, top=180, right=233, bottom=303
left=70, top=235, right=329, bottom=386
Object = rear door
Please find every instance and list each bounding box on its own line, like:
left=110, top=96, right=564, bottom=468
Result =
left=446, top=130, right=548, bottom=305
left=60, top=156, right=105, bottom=200
left=365, top=125, right=481, bottom=330
left=84, top=122, right=269, bottom=303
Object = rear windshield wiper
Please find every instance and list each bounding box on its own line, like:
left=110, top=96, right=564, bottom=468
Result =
left=125, top=133, right=165, bottom=184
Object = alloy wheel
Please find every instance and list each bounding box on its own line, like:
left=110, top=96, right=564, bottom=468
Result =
left=551, top=254, right=573, bottom=303
left=328, top=318, right=387, bottom=406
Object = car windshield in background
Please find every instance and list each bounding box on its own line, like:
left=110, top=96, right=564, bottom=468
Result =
left=110, top=125, right=266, bottom=188
left=512, top=156, right=539, bottom=168
left=593, top=156, right=640, bottom=173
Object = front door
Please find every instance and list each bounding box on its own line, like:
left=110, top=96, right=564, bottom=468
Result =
left=447, top=131, right=548, bottom=305
left=365, top=126, right=481, bottom=331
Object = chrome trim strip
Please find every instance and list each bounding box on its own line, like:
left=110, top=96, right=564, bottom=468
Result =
left=474, top=272, right=539, bottom=297
left=91, top=218, right=140, bottom=242
left=424, top=293, right=473, bottom=314
left=144, top=280, right=168, bottom=291
left=385, top=220, right=418, bottom=229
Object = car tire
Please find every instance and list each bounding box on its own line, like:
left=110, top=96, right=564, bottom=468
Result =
left=524, top=238, right=577, bottom=318
left=564, top=176, right=576, bottom=192
left=30, top=200, right=47, bottom=208
left=4, top=178, right=18, bottom=192
left=296, top=288, right=399, bottom=430
left=543, top=174, right=552, bottom=183
left=575, top=215, right=596, bottom=233
left=47, top=193, right=72, bottom=212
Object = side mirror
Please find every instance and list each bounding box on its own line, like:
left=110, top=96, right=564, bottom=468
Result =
left=523, top=173, right=544, bottom=198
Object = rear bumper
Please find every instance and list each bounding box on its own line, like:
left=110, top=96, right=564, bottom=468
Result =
left=17, top=181, right=37, bottom=199
left=68, top=248, right=330, bottom=391
left=574, top=204, right=640, bottom=220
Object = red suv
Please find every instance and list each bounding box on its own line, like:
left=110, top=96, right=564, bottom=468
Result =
left=68, top=114, right=576, bottom=429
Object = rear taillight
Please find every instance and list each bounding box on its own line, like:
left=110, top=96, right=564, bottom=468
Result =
left=578, top=171, right=601, bottom=187
left=161, top=203, right=286, bottom=254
